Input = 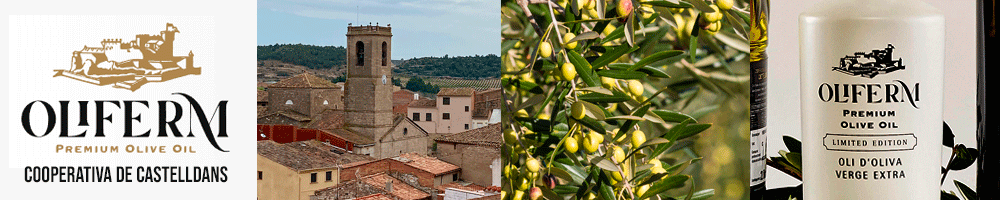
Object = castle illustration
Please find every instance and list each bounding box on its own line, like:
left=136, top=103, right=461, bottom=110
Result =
left=54, top=23, right=201, bottom=91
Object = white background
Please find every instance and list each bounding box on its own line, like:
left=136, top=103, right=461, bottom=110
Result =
left=766, top=0, right=978, bottom=194
left=2, top=1, right=256, bottom=199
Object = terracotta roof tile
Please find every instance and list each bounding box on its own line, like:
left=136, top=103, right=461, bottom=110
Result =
left=435, top=182, right=487, bottom=194
left=393, top=153, right=460, bottom=175
left=258, top=90, right=269, bottom=102
left=307, top=109, right=346, bottom=131
left=435, top=124, right=502, bottom=148
left=257, top=140, right=375, bottom=171
left=408, top=98, right=436, bottom=108
left=330, top=129, right=375, bottom=145
left=314, top=173, right=430, bottom=200
left=362, top=173, right=430, bottom=200
left=258, top=110, right=312, bottom=121
left=437, top=87, right=475, bottom=96
left=257, top=106, right=267, bottom=118
left=270, top=73, right=339, bottom=89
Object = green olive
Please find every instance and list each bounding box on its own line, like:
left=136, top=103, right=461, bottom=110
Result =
left=526, top=158, right=541, bottom=173
left=631, top=130, right=646, bottom=148
left=561, top=62, right=577, bottom=81
left=717, top=0, right=734, bottom=10
left=571, top=101, right=586, bottom=120
left=563, top=32, right=578, bottom=50
left=565, top=137, right=579, bottom=153
left=539, top=41, right=553, bottom=58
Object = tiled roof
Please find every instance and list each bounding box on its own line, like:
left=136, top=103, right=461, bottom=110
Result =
left=307, top=109, right=346, bottom=131
left=258, top=90, right=269, bottom=102
left=435, top=182, right=487, bottom=194
left=330, top=128, right=375, bottom=145
left=393, top=153, right=460, bottom=176
left=313, top=176, right=389, bottom=200
left=257, top=140, right=375, bottom=171
left=258, top=110, right=312, bottom=122
left=257, top=106, right=267, bottom=118
left=355, top=194, right=395, bottom=200
left=270, top=73, right=339, bottom=89
left=408, top=98, right=436, bottom=108
left=435, top=124, right=502, bottom=148
left=437, top=87, right=475, bottom=96
left=474, top=88, right=502, bottom=103
left=362, top=173, right=430, bottom=200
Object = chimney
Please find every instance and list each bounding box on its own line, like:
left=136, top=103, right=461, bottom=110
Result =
left=413, top=93, right=419, bottom=100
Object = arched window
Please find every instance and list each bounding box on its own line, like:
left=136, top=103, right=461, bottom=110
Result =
left=355, top=41, right=365, bottom=66
left=285, top=100, right=293, bottom=105
left=381, top=42, right=388, bottom=66
left=403, top=128, right=408, bottom=135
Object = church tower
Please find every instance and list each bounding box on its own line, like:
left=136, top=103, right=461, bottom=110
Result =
left=345, top=23, right=394, bottom=138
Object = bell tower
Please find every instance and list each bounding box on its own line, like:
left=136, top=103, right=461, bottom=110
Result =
left=345, top=23, right=394, bottom=138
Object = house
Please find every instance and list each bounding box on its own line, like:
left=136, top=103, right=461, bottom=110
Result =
left=393, top=89, right=417, bottom=115
left=408, top=88, right=476, bottom=138
left=257, top=140, right=376, bottom=200
left=259, top=73, right=344, bottom=126
left=433, top=124, right=502, bottom=187
left=438, top=182, right=499, bottom=200
left=471, top=88, right=501, bottom=129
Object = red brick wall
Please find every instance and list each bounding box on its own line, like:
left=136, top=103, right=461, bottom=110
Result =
left=256, top=124, right=354, bottom=151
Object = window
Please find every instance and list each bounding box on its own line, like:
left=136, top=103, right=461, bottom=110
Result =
left=258, top=171, right=262, bottom=180
left=382, top=42, right=388, bottom=66
left=443, top=97, right=450, bottom=105
left=413, top=113, right=420, bottom=121
left=426, top=113, right=432, bottom=121
left=310, top=173, right=317, bottom=183
left=355, top=41, right=365, bottom=66
left=453, top=174, right=459, bottom=181
left=403, top=128, right=408, bottom=135
left=325, top=171, right=333, bottom=182
left=443, top=113, right=450, bottom=120
left=285, top=100, right=293, bottom=105
left=465, top=106, right=470, bottom=112
left=465, top=124, right=469, bottom=130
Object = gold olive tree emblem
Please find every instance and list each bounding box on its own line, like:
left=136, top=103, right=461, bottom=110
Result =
left=54, top=23, right=201, bottom=91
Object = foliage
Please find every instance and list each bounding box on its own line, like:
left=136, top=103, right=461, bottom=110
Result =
left=405, top=77, right=441, bottom=94
left=764, top=122, right=980, bottom=200
left=394, top=54, right=502, bottom=78
left=501, top=0, right=751, bottom=200
left=257, top=44, right=347, bottom=69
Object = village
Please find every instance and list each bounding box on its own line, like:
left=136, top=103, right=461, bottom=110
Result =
left=256, top=24, right=502, bottom=200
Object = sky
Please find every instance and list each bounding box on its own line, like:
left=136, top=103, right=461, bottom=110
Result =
left=257, top=0, right=498, bottom=59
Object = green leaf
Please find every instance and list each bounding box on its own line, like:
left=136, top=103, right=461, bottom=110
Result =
left=948, top=144, right=979, bottom=171
left=540, top=186, right=567, bottom=200
left=567, top=50, right=601, bottom=87
left=688, top=28, right=699, bottom=62
left=579, top=100, right=607, bottom=120
left=606, top=115, right=646, bottom=121
left=608, top=63, right=671, bottom=78
left=723, top=10, right=749, bottom=40
left=684, top=0, right=716, bottom=13
left=638, top=175, right=689, bottom=199
left=652, top=110, right=696, bottom=123
left=613, top=103, right=652, bottom=143
left=515, top=95, right=546, bottom=113
left=780, top=150, right=803, bottom=170
left=503, top=78, right=544, bottom=94
left=577, top=86, right=614, bottom=95
left=575, top=117, right=607, bottom=135
left=553, top=159, right=587, bottom=184
left=624, top=12, right=635, bottom=46
left=674, top=123, right=711, bottom=140
left=675, top=189, right=714, bottom=200
left=591, top=45, right=639, bottom=69
left=942, top=191, right=961, bottom=200
left=597, top=69, right=648, bottom=80
left=715, top=30, right=750, bottom=53
left=666, top=158, right=701, bottom=175
left=783, top=136, right=802, bottom=153
left=592, top=156, right=620, bottom=172
left=599, top=184, right=616, bottom=200
left=630, top=50, right=685, bottom=71
left=954, top=180, right=979, bottom=200
left=640, top=0, right=693, bottom=8
left=578, top=90, right=630, bottom=103
left=566, top=31, right=600, bottom=44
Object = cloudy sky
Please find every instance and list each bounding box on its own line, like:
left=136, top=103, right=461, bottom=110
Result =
left=257, top=0, right=498, bottom=59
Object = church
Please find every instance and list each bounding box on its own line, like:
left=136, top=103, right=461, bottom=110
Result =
left=258, top=24, right=429, bottom=159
